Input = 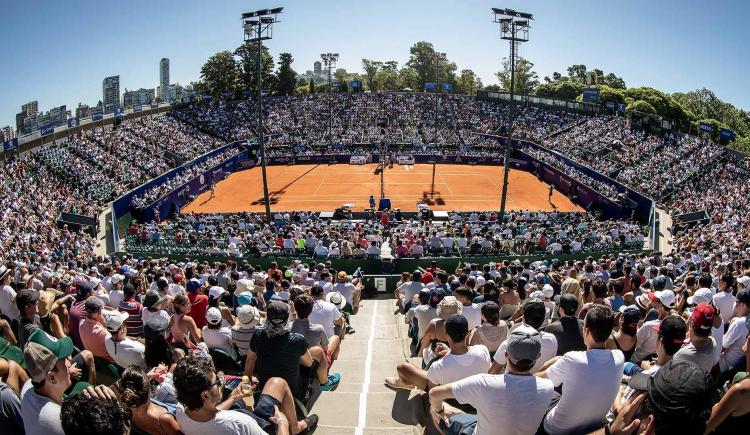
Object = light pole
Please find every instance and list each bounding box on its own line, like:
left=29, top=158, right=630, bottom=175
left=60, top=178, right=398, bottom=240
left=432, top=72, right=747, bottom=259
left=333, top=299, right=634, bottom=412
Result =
left=243, top=7, right=283, bottom=223
left=432, top=52, right=446, bottom=145
left=320, top=53, right=339, bottom=147
left=492, top=7, right=532, bottom=220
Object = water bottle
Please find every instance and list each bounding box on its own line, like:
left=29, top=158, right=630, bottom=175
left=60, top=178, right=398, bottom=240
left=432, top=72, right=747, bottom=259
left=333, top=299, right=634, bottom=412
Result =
left=241, top=375, right=254, bottom=409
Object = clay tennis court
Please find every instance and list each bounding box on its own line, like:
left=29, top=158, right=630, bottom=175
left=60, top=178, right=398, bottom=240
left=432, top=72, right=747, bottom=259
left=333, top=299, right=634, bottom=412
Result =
left=181, top=163, right=583, bottom=214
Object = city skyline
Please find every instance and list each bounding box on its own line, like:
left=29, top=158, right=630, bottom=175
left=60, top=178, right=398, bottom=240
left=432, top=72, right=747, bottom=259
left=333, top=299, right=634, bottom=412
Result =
left=2, top=0, right=749, bottom=131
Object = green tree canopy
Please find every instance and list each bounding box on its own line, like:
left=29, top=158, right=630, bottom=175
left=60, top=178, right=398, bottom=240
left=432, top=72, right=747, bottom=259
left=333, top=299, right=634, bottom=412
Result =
left=626, top=100, right=657, bottom=114
left=200, top=51, right=240, bottom=98
left=496, top=57, right=539, bottom=95
left=275, top=53, right=297, bottom=96
left=534, top=80, right=584, bottom=101
left=235, top=42, right=275, bottom=94
left=455, top=69, right=481, bottom=96
left=362, top=59, right=382, bottom=92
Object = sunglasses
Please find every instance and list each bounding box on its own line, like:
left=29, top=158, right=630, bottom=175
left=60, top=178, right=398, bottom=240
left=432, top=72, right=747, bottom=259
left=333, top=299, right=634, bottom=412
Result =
left=212, top=371, right=225, bottom=389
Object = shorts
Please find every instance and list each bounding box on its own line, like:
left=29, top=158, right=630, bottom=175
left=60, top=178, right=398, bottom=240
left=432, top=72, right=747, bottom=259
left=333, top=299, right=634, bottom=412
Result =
left=234, top=393, right=282, bottom=435
left=439, top=412, right=477, bottom=435
left=325, top=350, right=332, bottom=368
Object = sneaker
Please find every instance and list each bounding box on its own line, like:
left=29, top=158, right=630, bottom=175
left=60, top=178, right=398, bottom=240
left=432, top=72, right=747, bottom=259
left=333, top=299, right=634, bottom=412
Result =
left=347, top=325, right=356, bottom=334
left=320, top=372, right=340, bottom=391
left=298, top=414, right=319, bottom=435
left=384, top=376, right=414, bottom=390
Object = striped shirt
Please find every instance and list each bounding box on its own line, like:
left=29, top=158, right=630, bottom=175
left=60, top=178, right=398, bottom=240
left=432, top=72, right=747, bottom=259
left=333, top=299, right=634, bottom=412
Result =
left=119, top=297, right=144, bottom=337
left=230, top=325, right=256, bottom=357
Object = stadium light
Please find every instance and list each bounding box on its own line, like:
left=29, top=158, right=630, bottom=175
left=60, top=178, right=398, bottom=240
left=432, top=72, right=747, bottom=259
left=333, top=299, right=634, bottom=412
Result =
left=242, top=7, right=283, bottom=223
left=432, top=51, right=447, bottom=143
left=321, top=52, right=340, bottom=146
left=492, top=6, right=533, bottom=219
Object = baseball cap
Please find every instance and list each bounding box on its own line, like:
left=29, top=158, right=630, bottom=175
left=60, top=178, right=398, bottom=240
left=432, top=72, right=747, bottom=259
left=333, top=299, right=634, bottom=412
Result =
left=110, top=274, right=125, bottom=285
left=266, top=301, right=290, bottom=325
left=506, top=325, right=542, bottom=365
left=736, top=289, right=750, bottom=305
left=690, top=303, right=715, bottom=330
left=208, top=286, right=226, bottom=300
left=206, top=307, right=222, bottom=325
left=652, top=276, right=668, bottom=291
left=647, top=360, right=713, bottom=426
left=84, top=296, right=104, bottom=314
left=653, top=290, right=676, bottom=308
left=237, top=291, right=255, bottom=307
left=23, top=330, right=74, bottom=382
left=237, top=305, right=260, bottom=327
left=444, top=314, right=469, bottom=339
left=653, top=315, right=687, bottom=345
left=311, top=285, right=324, bottom=296
left=337, top=271, right=347, bottom=280
left=327, top=291, right=346, bottom=309
left=103, top=310, right=129, bottom=332
left=143, top=289, right=166, bottom=309
left=429, top=288, right=447, bottom=309
left=15, top=288, right=39, bottom=312
left=542, top=284, right=554, bottom=299
left=619, top=306, right=640, bottom=326
left=687, top=288, right=713, bottom=306
left=737, top=275, right=750, bottom=289
left=143, top=315, right=170, bottom=341
left=186, top=278, right=202, bottom=293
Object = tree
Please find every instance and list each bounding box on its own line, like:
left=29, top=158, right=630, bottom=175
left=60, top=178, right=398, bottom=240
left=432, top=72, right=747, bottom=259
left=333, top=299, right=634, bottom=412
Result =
left=598, top=85, right=626, bottom=106
left=534, top=80, right=584, bottom=101
left=275, top=53, right=297, bottom=96
left=398, top=67, right=421, bottom=91
left=567, top=64, right=588, bottom=82
left=334, top=69, right=350, bottom=92
left=362, top=59, right=382, bottom=92
left=406, top=41, right=440, bottom=88
left=603, top=73, right=626, bottom=89
left=455, top=69, right=481, bottom=96
left=235, top=42, right=275, bottom=94
left=200, top=51, right=240, bottom=98
left=626, top=100, right=657, bottom=115
left=495, top=57, right=539, bottom=95
left=623, top=87, right=691, bottom=125
left=672, top=88, right=750, bottom=138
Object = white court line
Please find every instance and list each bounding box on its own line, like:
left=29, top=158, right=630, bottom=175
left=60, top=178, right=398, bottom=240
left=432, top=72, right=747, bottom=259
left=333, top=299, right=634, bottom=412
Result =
left=355, top=300, right=379, bottom=435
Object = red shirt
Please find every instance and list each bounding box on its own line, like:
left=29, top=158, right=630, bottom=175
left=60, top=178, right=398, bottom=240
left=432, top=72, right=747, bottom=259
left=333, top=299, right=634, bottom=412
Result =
left=187, top=292, right=209, bottom=329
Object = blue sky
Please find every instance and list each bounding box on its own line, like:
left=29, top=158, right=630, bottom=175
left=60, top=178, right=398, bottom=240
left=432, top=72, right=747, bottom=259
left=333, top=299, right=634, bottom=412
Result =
left=2, top=0, right=749, bottom=129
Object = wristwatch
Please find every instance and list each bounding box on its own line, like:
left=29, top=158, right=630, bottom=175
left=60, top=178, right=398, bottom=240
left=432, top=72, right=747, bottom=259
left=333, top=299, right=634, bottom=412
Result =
left=432, top=407, right=445, bottom=415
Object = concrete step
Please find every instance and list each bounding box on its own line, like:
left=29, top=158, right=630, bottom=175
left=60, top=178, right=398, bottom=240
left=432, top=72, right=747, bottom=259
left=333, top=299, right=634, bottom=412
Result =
left=311, top=391, right=427, bottom=429
left=314, top=425, right=420, bottom=435
left=336, top=338, right=410, bottom=361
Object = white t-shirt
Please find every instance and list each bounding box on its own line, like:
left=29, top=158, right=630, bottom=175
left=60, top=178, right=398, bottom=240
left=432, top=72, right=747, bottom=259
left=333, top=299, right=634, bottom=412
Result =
left=331, top=282, right=357, bottom=306
left=308, top=299, right=342, bottom=338
left=405, top=305, right=437, bottom=340
left=713, top=292, right=736, bottom=325
left=176, top=407, right=265, bottom=435
left=453, top=373, right=554, bottom=435
left=202, top=326, right=237, bottom=360
left=105, top=337, right=147, bottom=369
left=543, top=349, right=625, bottom=435
left=461, top=304, right=482, bottom=331
left=20, top=380, right=64, bottom=435
left=399, top=281, right=425, bottom=302
left=0, top=285, right=20, bottom=322
left=141, top=308, right=171, bottom=326
left=494, top=330, right=558, bottom=373
left=108, top=289, right=124, bottom=308
left=634, top=319, right=660, bottom=362
left=721, top=315, right=748, bottom=371
left=427, top=345, right=492, bottom=385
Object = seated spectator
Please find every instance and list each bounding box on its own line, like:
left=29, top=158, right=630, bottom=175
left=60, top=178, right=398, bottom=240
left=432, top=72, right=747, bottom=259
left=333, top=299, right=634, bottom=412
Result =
left=307, top=285, right=345, bottom=338
left=633, top=289, right=675, bottom=364
left=720, top=289, right=749, bottom=373
left=605, top=306, right=639, bottom=362
left=144, top=315, right=182, bottom=370
left=37, top=290, right=73, bottom=339
left=60, top=393, right=131, bottom=435
left=542, top=294, right=585, bottom=356
left=468, top=301, right=507, bottom=357
left=536, top=305, right=625, bottom=435
left=428, top=328, right=555, bottom=435
left=231, top=305, right=260, bottom=359
left=175, top=353, right=317, bottom=434
left=244, top=301, right=340, bottom=400
left=169, top=293, right=203, bottom=351
left=79, top=296, right=115, bottom=363
left=118, top=282, right=144, bottom=337
left=202, top=307, right=237, bottom=361
left=104, top=311, right=146, bottom=369
left=292, top=294, right=342, bottom=366
left=116, top=365, right=181, bottom=435
left=385, top=314, right=491, bottom=390
left=15, top=288, right=42, bottom=348
left=673, top=303, right=720, bottom=371
left=454, top=287, right=482, bottom=330
left=491, top=298, right=558, bottom=374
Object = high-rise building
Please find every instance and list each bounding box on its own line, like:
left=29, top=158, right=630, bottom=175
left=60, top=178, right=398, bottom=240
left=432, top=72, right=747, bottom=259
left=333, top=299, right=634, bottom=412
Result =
left=1, top=126, right=14, bottom=142
left=15, top=100, right=39, bottom=134
left=159, top=58, right=170, bottom=101
left=102, top=75, right=121, bottom=114
left=76, top=103, right=91, bottom=119
left=123, top=88, right=155, bottom=108
left=21, top=101, right=38, bottom=117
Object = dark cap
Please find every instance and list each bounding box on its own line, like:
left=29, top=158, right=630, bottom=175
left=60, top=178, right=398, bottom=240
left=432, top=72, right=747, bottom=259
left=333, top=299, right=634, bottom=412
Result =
left=75, top=282, right=94, bottom=300
left=656, top=315, right=687, bottom=345
left=418, top=289, right=431, bottom=304
left=16, top=288, right=39, bottom=311
left=506, top=325, right=542, bottom=365
left=647, top=360, right=713, bottom=427
left=143, top=316, right=169, bottom=341
left=266, top=301, right=290, bottom=325
left=620, top=306, right=640, bottom=326
left=736, top=289, right=750, bottom=305
left=444, top=314, right=469, bottom=338
left=652, top=276, right=667, bottom=291
left=559, top=293, right=579, bottom=315
left=310, top=284, right=324, bottom=296
left=143, top=289, right=165, bottom=309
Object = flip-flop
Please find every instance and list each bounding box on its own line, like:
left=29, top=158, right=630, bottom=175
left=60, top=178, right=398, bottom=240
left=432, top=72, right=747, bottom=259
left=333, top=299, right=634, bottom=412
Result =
left=298, top=414, right=319, bottom=434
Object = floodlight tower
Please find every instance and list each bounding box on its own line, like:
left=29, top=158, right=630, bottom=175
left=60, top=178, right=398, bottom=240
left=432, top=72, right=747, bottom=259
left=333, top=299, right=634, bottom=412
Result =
left=320, top=53, right=339, bottom=146
left=243, top=7, right=283, bottom=223
left=432, top=51, right=447, bottom=144
left=492, top=7, right=532, bottom=220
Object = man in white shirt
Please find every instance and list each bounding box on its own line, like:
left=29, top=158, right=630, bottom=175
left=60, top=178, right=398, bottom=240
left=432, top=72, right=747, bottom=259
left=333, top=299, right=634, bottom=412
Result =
left=307, top=285, right=345, bottom=338
left=536, top=305, right=625, bottom=435
left=106, top=274, right=126, bottom=308
left=398, top=271, right=425, bottom=312
left=104, top=310, right=146, bottom=369
left=330, top=271, right=360, bottom=310
left=0, top=266, right=20, bottom=324
left=385, top=314, right=491, bottom=390
left=202, top=307, right=237, bottom=361
left=633, top=289, right=675, bottom=363
left=490, top=299, right=558, bottom=374
left=173, top=354, right=315, bottom=435
left=453, top=287, right=481, bottom=330
left=428, top=328, right=555, bottom=435
left=719, top=289, right=750, bottom=372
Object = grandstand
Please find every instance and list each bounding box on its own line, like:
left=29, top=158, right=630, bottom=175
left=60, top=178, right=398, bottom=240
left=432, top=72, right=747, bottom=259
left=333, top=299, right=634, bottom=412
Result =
left=2, top=3, right=750, bottom=435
